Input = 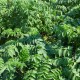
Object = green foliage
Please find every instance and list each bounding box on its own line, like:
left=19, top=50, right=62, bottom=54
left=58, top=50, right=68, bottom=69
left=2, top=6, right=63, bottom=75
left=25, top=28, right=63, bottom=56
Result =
left=0, top=0, right=80, bottom=80
left=19, top=46, right=29, bottom=62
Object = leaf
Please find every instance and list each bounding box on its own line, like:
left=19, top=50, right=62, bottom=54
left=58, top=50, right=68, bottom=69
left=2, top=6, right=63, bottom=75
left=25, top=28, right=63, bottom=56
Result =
left=58, top=48, right=63, bottom=57
left=0, top=58, right=6, bottom=74
left=76, top=57, right=80, bottom=63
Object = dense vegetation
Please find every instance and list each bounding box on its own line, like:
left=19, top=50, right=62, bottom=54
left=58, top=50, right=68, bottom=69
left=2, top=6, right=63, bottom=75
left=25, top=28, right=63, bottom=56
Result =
left=0, top=0, right=80, bottom=80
